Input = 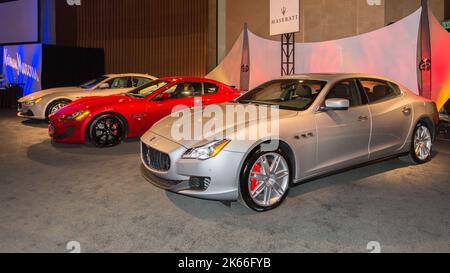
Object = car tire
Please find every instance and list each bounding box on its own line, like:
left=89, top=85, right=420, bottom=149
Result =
left=239, top=148, right=291, bottom=212
left=46, top=99, right=71, bottom=118
left=402, top=121, right=433, bottom=165
left=88, top=114, right=126, bottom=148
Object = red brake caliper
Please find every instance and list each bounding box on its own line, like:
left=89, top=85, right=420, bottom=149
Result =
left=111, top=123, right=118, bottom=136
left=250, top=163, right=261, bottom=192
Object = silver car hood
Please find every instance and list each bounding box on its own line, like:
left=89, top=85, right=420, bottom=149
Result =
left=149, top=103, right=299, bottom=148
left=18, top=86, right=84, bottom=102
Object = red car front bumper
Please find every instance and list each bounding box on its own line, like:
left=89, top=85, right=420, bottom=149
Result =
left=48, top=119, right=86, bottom=144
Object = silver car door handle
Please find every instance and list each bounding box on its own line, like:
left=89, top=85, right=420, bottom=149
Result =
left=358, top=116, right=369, bottom=122
left=402, top=107, right=411, bottom=114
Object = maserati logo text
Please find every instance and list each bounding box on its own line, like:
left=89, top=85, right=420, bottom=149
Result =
left=3, top=48, right=40, bottom=82
left=271, top=12, right=298, bottom=25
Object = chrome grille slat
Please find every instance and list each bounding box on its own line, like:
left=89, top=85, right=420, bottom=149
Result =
left=142, top=142, right=170, bottom=172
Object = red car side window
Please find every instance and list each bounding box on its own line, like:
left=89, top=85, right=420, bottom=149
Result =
left=159, top=82, right=203, bottom=99
left=204, top=82, right=219, bottom=95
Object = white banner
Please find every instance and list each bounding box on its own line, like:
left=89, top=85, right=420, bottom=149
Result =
left=270, top=0, right=300, bottom=36
left=207, top=9, right=422, bottom=95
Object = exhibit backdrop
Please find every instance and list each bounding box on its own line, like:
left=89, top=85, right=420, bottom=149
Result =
left=2, top=43, right=42, bottom=95
left=429, top=9, right=450, bottom=110
left=207, top=8, right=450, bottom=110
left=0, top=45, right=3, bottom=77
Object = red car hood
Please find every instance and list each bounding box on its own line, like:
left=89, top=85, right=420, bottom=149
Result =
left=53, top=95, right=139, bottom=118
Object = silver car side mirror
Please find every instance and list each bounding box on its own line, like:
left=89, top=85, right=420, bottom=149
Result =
left=324, top=98, right=350, bottom=111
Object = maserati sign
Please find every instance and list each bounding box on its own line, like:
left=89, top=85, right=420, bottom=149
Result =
left=2, top=44, right=42, bottom=94
left=270, top=0, right=300, bottom=36
left=3, top=48, right=40, bottom=82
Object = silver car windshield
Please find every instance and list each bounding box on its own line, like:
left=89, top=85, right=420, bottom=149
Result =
left=80, top=76, right=108, bottom=89
left=237, top=79, right=327, bottom=111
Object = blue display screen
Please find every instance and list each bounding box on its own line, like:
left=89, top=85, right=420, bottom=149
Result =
left=2, top=44, right=42, bottom=95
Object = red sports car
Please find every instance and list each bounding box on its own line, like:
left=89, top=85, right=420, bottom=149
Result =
left=48, top=77, right=241, bottom=147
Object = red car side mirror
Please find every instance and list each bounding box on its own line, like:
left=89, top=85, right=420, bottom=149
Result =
left=159, top=93, right=172, bottom=100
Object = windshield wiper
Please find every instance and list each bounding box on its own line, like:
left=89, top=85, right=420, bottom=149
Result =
left=124, top=93, right=143, bottom=98
left=244, top=100, right=277, bottom=106
left=235, top=100, right=253, bottom=104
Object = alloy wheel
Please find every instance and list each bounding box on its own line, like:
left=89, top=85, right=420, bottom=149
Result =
left=91, top=116, right=123, bottom=147
left=50, top=102, right=67, bottom=114
left=248, top=153, right=290, bottom=207
left=414, top=125, right=432, bottom=161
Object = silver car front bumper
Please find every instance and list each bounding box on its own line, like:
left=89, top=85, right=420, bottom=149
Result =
left=140, top=132, right=244, bottom=201
left=17, top=103, right=46, bottom=120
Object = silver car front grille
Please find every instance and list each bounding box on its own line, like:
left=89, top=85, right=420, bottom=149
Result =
left=142, top=142, right=171, bottom=172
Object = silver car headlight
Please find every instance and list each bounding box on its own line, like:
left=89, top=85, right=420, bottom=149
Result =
left=60, top=110, right=90, bottom=121
left=182, top=139, right=231, bottom=160
left=22, top=98, right=43, bottom=107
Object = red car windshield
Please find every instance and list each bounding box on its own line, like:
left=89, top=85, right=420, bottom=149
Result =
left=126, top=80, right=170, bottom=98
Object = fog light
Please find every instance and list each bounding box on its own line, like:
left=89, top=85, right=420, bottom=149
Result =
left=189, top=177, right=211, bottom=191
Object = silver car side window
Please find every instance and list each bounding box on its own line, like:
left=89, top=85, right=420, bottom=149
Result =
left=105, top=77, right=132, bottom=89
left=326, top=79, right=363, bottom=107
left=359, top=79, right=399, bottom=104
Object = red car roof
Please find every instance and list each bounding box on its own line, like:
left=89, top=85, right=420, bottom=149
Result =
left=158, top=76, right=226, bottom=85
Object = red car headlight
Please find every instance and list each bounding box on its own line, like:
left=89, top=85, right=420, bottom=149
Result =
left=60, top=110, right=90, bottom=122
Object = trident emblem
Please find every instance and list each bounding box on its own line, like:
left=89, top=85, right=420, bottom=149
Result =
left=419, top=58, right=431, bottom=71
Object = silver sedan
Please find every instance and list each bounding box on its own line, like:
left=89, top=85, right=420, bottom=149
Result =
left=17, top=73, right=156, bottom=120
left=140, top=74, right=439, bottom=211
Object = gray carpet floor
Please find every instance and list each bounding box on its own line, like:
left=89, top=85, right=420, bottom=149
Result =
left=0, top=109, right=449, bottom=253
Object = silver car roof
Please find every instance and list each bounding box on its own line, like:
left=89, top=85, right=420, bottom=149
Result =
left=104, top=73, right=156, bottom=79
left=277, top=73, right=396, bottom=83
